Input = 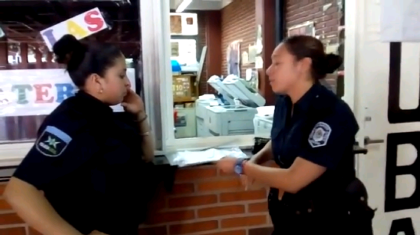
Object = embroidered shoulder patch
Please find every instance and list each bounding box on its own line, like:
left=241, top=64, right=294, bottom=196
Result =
left=36, top=126, right=72, bottom=157
left=308, top=122, right=332, bottom=148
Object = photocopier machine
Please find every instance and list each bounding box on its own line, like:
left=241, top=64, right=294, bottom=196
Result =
left=195, top=74, right=273, bottom=137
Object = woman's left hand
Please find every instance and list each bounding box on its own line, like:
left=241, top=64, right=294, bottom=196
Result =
left=121, top=88, right=144, bottom=115
left=217, top=157, right=238, bottom=174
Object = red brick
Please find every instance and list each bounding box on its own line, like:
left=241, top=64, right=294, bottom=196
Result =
left=248, top=201, right=268, bottom=213
left=0, top=227, right=26, bottom=235
left=197, top=205, right=245, bottom=218
left=168, top=194, right=218, bottom=208
left=206, top=230, right=247, bottom=235
left=0, top=198, right=12, bottom=210
left=138, top=226, right=168, bottom=235
left=218, top=169, right=232, bottom=176
left=197, top=178, right=242, bottom=192
left=220, top=189, right=266, bottom=202
left=175, top=167, right=217, bottom=182
left=147, top=210, right=195, bottom=224
left=221, top=215, right=267, bottom=228
left=171, top=183, right=195, bottom=195
left=169, top=220, right=218, bottom=234
left=0, top=213, right=24, bottom=225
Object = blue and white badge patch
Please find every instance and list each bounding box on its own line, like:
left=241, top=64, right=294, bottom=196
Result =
left=308, top=122, right=331, bottom=148
left=36, top=126, right=72, bottom=157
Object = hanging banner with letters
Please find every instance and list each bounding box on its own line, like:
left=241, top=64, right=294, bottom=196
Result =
left=40, top=7, right=108, bottom=51
left=0, top=69, right=135, bottom=117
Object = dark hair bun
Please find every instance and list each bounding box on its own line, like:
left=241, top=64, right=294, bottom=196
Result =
left=324, top=53, right=343, bottom=74
left=52, top=34, right=85, bottom=65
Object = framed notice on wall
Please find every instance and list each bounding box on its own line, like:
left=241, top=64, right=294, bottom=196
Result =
left=288, top=21, right=315, bottom=37
left=170, top=15, right=182, bottom=34
left=170, top=13, right=198, bottom=35
left=171, top=42, right=179, bottom=57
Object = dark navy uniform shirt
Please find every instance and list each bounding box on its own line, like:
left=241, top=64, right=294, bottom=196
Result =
left=13, top=91, right=152, bottom=235
left=270, top=83, right=359, bottom=202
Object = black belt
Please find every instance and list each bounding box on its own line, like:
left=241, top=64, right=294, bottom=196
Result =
left=268, top=190, right=325, bottom=215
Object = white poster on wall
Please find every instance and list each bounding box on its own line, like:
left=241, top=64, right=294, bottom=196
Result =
left=381, top=0, right=420, bottom=42
left=227, top=40, right=241, bottom=77
left=0, top=69, right=136, bottom=117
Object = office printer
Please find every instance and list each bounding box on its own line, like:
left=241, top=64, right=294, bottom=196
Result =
left=204, top=75, right=266, bottom=136
left=195, top=76, right=236, bottom=137
left=253, top=106, right=275, bottom=138
left=195, top=94, right=216, bottom=137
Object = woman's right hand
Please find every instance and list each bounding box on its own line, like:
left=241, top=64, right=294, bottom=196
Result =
left=240, top=175, right=255, bottom=190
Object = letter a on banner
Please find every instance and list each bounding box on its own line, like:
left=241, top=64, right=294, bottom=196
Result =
left=66, top=20, right=88, bottom=39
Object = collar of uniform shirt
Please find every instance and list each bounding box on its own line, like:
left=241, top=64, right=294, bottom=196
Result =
left=288, top=83, right=321, bottom=115
left=74, top=90, right=113, bottom=117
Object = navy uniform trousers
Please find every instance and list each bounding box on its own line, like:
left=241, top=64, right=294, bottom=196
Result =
left=268, top=189, right=374, bottom=235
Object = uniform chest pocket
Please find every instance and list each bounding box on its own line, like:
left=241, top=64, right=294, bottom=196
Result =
left=276, top=125, right=304, bottom=167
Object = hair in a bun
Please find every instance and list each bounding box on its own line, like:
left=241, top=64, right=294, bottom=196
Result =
left=51, top=34, right=122, bottom=88
left=52, top=34, right=86, bottom=72
left=283, top=35, right=343, bottom=80
left=324, top=53, right=343, bottom=74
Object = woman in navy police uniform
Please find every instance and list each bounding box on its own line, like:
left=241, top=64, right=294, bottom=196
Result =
left=4, top=35, right=155, bottom=235
left=218, top=35, right=374, bottom=234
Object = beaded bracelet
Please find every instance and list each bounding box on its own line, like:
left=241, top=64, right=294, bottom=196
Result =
left=136, top=114, right=148, bottom=123
left=140, top=131, right=150, bottom=136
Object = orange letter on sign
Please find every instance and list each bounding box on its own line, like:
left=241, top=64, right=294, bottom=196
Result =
left=67, top=20, right=88, bottom=39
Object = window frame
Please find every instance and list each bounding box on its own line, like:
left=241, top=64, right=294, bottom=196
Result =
left=0, top=1, right=166, bottom=165
left=145, top=0, right=255, bottom=153
left=0, top=0, right=256, bottom=167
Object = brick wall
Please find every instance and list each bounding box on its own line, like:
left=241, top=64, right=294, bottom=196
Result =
left=221, top=0, right=255, bottom=78
left=285, top=0, right=340, bottom=92
left=0, top=165, right=273, bottom=235
left=197, top=12, right=211, bottom=95
left=197, top=0, right=256, bottom=95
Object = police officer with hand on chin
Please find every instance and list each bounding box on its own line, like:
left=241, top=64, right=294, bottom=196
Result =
left=217, top=35, right=374, bottom=235
left=4, top=34, right=155, bottom=235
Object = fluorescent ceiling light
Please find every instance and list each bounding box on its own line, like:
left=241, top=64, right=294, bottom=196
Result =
left=176, top=0, right=192, bottom=13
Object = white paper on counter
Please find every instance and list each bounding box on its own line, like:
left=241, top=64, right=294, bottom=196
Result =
left=166, top=147, right=247, bottom=167
left=381, top=0, right=420, bottom=42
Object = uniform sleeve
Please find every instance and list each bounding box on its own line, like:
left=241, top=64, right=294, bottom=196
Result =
left=298, top=112, right=359, bottom=169
left=13, top=125, right=100, bottom=189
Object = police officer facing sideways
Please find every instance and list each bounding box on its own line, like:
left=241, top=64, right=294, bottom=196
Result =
left=217, top=35, right=374, bottom=235
left=4, top=34, right=155, bottom=235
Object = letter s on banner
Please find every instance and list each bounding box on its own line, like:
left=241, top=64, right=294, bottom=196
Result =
left=84, top=10, right=105, bottom=32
